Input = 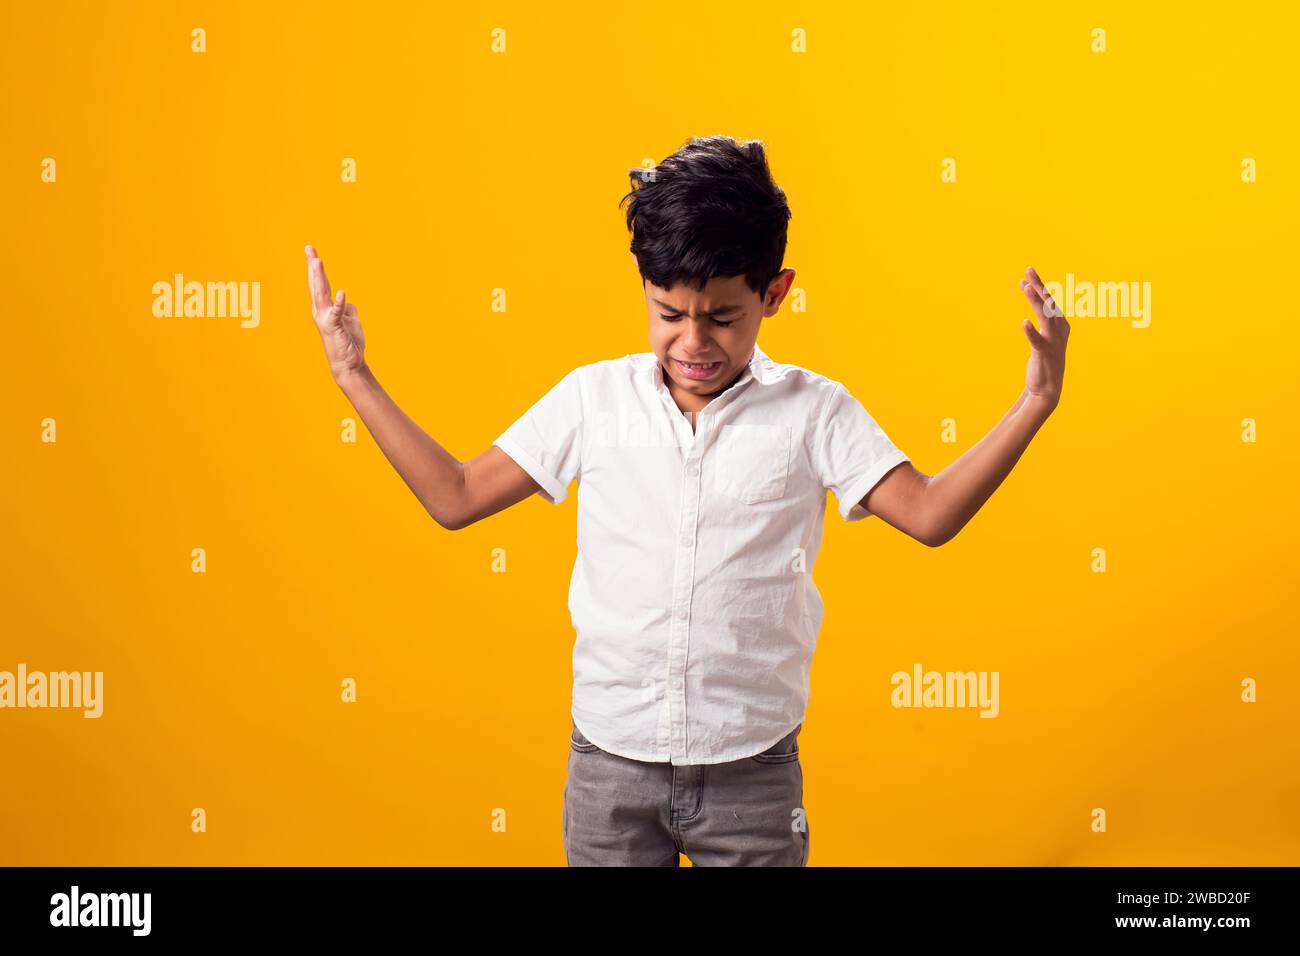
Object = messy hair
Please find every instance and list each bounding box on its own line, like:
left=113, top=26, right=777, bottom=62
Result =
left=620, top=135, right=792, bottom=296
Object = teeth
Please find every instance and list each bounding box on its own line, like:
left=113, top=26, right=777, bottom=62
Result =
left=681, top=361, right=718, bottom=369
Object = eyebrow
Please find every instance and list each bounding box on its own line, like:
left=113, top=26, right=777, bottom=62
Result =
left=651, top=299, right=744, bottom=318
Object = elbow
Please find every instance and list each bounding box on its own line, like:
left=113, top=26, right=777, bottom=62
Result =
left=432, top=507, right=474, bottom=532
left=910, top=476, right=951, bottom=547
left=912, top=483, right=958, bottom=547
left=916, top=523, right=957, bottom=548
left=440, top=516, right=477, bottom=532
left=435, top=467, right=475, bottom=531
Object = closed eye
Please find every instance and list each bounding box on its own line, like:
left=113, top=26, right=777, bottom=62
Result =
left=660, top=313, right=735, bottom=328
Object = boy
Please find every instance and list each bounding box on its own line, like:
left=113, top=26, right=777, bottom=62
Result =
left=303, top=135, right=1068, bottom=867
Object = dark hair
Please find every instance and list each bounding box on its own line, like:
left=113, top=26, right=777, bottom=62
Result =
left=620, top=135, right=791, bottom=296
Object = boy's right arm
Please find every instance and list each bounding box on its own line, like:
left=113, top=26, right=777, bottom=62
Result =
left=305, top=246, right=541, bottom=531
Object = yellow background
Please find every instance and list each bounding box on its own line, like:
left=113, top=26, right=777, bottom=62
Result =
left=2, top=0, right=1296, bottom=865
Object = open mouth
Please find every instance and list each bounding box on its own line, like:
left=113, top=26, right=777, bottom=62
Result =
left=674, top=358, right=723, bottom=380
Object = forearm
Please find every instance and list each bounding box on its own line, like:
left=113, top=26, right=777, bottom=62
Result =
left=920, top=388, right=1055, bottom=545
left=336, top=367, right=469, bottom=529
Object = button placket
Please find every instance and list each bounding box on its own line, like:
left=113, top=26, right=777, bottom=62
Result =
left=667, top=411, right=708, bottom=763
left=653, top=358, right=755, bottom=762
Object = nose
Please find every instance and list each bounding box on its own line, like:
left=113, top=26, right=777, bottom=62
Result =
left=679, top=319, right=713, bottom=355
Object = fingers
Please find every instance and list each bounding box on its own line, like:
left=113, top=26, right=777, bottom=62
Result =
left=1033, top=267, right=1070, bottom=336
left=1020, top=277, right=1048, bottom=325
left=1022, top=317, right=1048, bottom=351
left=1025, top=266, right=1064, bottom=321
left=305, top=244, right=333, bottom=314
left=1025, top=266, right=1047, bottom=298
left=1022, top=267, right=1069, bottom=335
left=305, top=244, right=320, bottom=296
left=1022, top=268, right=1048, bottom=307
left=1020, top=266, right=1069, bottom=358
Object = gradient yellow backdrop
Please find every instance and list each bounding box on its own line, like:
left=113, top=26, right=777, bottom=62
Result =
left=2, top=1, right=1297, bottom=865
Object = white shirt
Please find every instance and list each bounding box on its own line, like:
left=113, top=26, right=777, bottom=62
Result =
left=492, top=343, right=910, bottom=764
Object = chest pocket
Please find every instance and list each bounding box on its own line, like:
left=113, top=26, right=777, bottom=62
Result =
left=710, top=423, right=792, bottom=504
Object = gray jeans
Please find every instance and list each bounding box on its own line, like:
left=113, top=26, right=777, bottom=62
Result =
left=562, top=721, right=810, bottom=866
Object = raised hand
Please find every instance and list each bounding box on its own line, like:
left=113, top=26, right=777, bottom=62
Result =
left=1019, top=266, right=1069, bottom=410
left=305, top=244, right=368, bottom=383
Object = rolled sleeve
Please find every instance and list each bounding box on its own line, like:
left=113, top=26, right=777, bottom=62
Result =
left=492, top=367, right=585, bottom=505
left=814, top=382, right=910, bottom=522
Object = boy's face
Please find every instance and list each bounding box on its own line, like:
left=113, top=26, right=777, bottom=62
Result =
left=634, top=254, right=795, bottom=407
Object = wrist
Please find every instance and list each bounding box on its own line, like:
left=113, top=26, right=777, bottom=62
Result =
left=1021, top=389, right=1058, bottom=420
left=335, top=364, right=375, bottom=395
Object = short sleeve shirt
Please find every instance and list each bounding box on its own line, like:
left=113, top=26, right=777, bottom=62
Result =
left=492, top=343, right=910, bottom=763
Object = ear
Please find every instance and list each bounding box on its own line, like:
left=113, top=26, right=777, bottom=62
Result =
left=763, top=268, right=796, bottom=315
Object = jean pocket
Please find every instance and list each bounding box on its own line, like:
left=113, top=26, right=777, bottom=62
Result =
left=750, top=724, right=801, bottom=764
left=570, top=722, right=601, bottom=753
left=711, top=423, right=791, bottom=504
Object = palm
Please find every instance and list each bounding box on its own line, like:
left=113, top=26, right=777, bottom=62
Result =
left=1025, top=340, right=1052, bottom=395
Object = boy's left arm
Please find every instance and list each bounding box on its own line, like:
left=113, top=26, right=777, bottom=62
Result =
left=862, top=267, right=1070, bottom=547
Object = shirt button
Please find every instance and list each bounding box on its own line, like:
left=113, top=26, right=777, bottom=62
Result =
left=677, top=607, right=688, bottom=620
left=687, top=463, right=699, bottom=476
left=680, top=535, right=693, bottom=548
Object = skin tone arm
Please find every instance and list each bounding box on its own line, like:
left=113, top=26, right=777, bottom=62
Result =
left=303, top=245, right=542, bottom=530
left=861, top=267, right=1070, bottom=548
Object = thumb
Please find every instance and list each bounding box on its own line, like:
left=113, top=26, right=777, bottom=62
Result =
left=1023, top=318, right=1048, bottom=350
left=327, top=289, right=346, bottom=325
